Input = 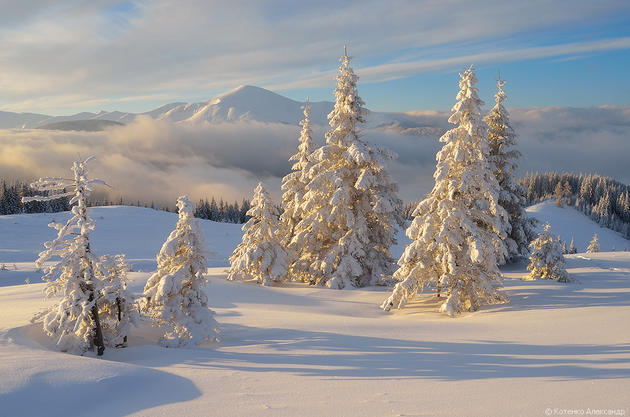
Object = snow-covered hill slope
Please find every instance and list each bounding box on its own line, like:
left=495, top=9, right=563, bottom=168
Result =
left=1, top=205, right=629, bottom=416
left=0, top=206, right=243, bottom=286
left=526, top=199, right=629, bottom=252
left=0, top=206, right=409, bottom=288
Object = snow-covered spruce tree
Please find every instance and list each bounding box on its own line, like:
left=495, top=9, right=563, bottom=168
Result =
left=484, top=75, right=536, bottom=261
left=587, top=233, right=600, bottom=253
left=23, top=157, right=107, bottom=355
left=363, top=145, right=404, bottom=283
left=569, top=237, right=578, bottom=254
left=382, top=67, right=510, bottom=316
left=143, top=196, right=218, bottom=347
left=95, top=254, right=138, bottom=347
left=526, top=224, right=570, bottom=282
left=228, top=182, right=289, bottom=285
left=291, top=46, right=401, bottom=288
left=554, top=181, right=565, bottom=207
left=280, top=98, right=316, bottom=281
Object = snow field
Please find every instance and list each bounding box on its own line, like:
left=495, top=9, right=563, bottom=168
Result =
left=2, top=258, right=629, bottom=416
left=1, top=204, right=629, bottom=416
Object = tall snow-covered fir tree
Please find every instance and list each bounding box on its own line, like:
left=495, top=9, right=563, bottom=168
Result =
left=382, top=67, right=509, bottom=316
left=290, top=46, right=401, bottom=288
left=526, top=224, right=570, bottom=282
left=228, top=182, right=289, bottom=285
left=362, top=144, right=404, bottom=283
left=587, top=233, right=600, bottom=253
left=483, top=74, right=536, bottom=261
left=280, top=97, right=316, bottom=281
left=23, top=157, right=107, bottom=355
left=143, top=196, right=218, bottom=347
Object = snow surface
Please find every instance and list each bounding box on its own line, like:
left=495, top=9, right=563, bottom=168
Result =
left=1, top=205, right=629, bottom=416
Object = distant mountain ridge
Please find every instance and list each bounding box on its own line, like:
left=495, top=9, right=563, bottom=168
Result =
left=36, top=119, right=125, bottom=132
left=0, top=86, right=334, bottom=129
left=0, top=85, right=444, bottom=136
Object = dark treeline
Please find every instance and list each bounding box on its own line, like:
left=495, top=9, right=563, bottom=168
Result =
left=10, top=171, right=627, bottom=232
left=1, top=180, right=71, bottom=214
left=193, top=197, right=252, bottom=224
left=519, top=172, right=630, bottom=238
left=1, top=179, right=251, bottom=224
left=1, top=179, right=172, bottom=214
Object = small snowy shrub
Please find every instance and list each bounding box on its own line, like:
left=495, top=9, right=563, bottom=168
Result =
left=526, top=224, right=570, bottom=282
left=587, top=233, right=600, bottom=253
left=95, top=254, right=139, bottom=347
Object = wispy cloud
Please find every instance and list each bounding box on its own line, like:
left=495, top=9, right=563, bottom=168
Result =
left=0, top=0, right=628, bottom=113
left=268, top=37, right=630, bottom=90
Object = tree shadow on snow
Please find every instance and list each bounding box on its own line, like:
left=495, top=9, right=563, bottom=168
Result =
left=496, top=270, right=630, bottom=312
left=107, top=323, right=630, bottom=382
left=3, top=325, right=202, bottom=417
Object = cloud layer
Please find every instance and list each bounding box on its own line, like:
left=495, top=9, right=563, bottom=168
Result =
left=1, top=105, right=629, bottom=207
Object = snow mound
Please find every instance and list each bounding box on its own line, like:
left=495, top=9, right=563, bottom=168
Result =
left=526, top=199, right=629, bottom=252
left=2, top=324, right=200, bottom=417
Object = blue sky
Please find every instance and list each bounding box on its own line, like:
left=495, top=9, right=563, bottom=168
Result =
left=360, top=48, right=630, bottom=111
left=0, top=0, right=629, bottom=114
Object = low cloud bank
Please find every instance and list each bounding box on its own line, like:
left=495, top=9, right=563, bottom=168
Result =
left=1, top=106, right=629, bottom=206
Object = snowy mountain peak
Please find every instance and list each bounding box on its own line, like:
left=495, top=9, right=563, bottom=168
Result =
left=218, top=85, right=282, bottom=99
left=213, top=85, right=301, bottom=108
left=181, top=85, right=322, bottom=125
left=0, top=85, right=422, bottom=130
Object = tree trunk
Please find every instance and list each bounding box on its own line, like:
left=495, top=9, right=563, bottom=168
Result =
left=89, top=290, right=105, bottom=356
left=116, top=297, right=127, bottom=345
left=83, top=244, right=105, bottom=356
left=80, top=279, right=105, bottom=356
